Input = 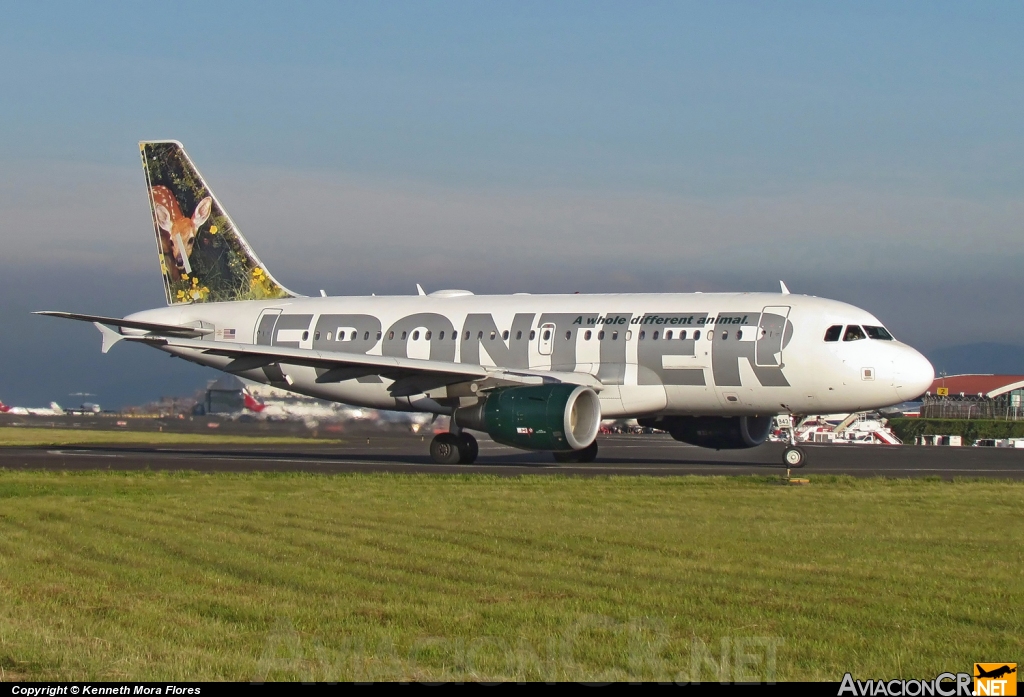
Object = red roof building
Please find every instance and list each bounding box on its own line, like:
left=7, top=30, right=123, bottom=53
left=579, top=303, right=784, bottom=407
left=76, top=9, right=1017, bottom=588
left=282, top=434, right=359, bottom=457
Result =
left=928, top=374, right=1024, bottom=398
left=923, top=374, right=1024, bottom=420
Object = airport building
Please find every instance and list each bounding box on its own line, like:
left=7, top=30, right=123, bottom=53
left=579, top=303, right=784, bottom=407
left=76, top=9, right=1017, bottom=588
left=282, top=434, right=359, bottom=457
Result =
left=202, top=376, right=246, bottom=415
left=922, top=374, right=1024, bottom=420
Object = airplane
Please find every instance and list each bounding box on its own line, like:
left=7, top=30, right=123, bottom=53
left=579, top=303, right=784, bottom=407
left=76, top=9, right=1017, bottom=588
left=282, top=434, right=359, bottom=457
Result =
left=975, top=665, right=1016, bottom=680
left=241, top=384, right=380, bottom=422
left=37, top=141, right=935, bottom=467
left=0, top=400, right=65, bottom=416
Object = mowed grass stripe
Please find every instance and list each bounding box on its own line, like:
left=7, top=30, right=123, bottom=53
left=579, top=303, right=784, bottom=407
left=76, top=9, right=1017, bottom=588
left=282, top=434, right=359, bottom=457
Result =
left=0, top=472, right=1020, bottom=681
left=0, top=427, right=344, bottom=447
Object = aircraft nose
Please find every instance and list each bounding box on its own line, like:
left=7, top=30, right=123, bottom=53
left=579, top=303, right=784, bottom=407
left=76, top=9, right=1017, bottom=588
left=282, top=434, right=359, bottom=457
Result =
left=894, top=348, right=934, bottom=401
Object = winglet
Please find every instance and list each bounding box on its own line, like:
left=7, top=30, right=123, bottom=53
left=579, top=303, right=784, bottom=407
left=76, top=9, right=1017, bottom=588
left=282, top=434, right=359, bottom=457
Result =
left=416, top=284, right=426, bottom=296
left=780, top=280, right=791, bottom=295
left=94, top=322, right=124, bottom=354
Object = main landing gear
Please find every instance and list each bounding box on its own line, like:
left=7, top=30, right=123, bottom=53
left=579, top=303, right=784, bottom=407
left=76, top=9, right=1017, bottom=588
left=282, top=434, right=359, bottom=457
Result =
left=429, top=431, right=479, bottom=464
left=553, top=440, right=598, bottom=463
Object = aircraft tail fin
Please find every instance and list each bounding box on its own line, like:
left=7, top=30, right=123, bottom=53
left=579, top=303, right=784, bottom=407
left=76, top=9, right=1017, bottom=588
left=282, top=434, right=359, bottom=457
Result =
left=139, top=141, right=298, bottom=305
left=243, top=388, right=266, bottom=413
left=0, top=400, right=9, bottom=413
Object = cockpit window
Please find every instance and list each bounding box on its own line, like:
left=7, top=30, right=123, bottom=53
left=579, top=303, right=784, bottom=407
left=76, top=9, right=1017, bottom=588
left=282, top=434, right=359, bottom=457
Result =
left=864, top=325, right=894, bottom=340
left=843, top=325, right=867, bottom=342
left=824, top=325, right=842, bottom=342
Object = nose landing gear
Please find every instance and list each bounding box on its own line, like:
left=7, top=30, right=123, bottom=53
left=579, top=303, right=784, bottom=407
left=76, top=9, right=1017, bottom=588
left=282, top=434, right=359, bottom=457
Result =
left=781, top=412, right=806, bottom=468
left=783, top=446, right=805, bottom=468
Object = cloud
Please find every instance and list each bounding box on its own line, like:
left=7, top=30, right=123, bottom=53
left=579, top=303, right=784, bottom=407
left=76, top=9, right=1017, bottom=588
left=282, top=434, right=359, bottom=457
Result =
left=2, top=157, right=1023, bottom=373
left=4, top=158, right=1021, bottom=280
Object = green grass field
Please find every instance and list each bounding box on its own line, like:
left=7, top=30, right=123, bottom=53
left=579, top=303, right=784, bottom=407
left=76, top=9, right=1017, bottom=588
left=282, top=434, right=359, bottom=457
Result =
left=0, top=472, right=1019, bottom=682
left=0, top=427, right=338, bottom=447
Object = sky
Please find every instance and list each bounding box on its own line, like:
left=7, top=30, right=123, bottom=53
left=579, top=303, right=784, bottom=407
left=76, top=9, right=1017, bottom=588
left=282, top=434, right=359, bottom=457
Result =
left=1, top=2, right=1022, bottom=407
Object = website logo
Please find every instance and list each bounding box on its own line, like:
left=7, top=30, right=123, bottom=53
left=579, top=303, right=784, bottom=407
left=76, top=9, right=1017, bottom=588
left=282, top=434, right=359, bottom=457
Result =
left=974, top=663, right=1016, bottom=696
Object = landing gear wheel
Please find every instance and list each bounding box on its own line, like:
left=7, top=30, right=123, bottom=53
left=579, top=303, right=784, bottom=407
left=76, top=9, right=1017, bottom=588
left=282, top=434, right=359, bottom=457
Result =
left=783, top=446, right=805, bottom=468
left=457, top=432, right=479, bottom=464
left=552, top=440, right=598, bottom=463
left=430, top=433, right=463, bottom=465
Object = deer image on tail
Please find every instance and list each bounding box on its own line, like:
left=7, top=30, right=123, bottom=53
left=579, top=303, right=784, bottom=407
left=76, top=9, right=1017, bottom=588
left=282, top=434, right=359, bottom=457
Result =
left=150, top=185, right=212, bottom=281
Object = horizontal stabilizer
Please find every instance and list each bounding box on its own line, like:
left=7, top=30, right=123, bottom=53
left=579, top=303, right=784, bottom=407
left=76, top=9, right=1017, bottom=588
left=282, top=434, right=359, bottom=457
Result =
left=35, top=311, right=213, bottom=338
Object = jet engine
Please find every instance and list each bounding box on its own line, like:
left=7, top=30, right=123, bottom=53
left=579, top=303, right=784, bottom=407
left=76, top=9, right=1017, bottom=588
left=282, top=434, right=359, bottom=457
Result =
left=638, top=415, right=773, bottom=450
left=454, top=384, right=601, bottom=451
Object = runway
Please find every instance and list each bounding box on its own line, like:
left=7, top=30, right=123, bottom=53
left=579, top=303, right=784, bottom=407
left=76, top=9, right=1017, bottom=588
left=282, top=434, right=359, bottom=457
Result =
left=1, top=433, right=1023, bottom=478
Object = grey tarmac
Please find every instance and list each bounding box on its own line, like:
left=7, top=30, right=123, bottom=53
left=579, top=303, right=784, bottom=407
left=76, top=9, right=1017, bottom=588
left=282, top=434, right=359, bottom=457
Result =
left=1, top=433, right=1023, bottom=478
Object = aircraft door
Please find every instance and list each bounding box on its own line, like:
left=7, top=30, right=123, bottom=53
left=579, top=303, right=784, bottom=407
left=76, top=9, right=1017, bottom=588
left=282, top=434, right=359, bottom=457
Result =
left=756, top=306, right=790, bottom=367
left=255, top=309, right=283, bottom=345
left=538, top=323, right=555, bottom=356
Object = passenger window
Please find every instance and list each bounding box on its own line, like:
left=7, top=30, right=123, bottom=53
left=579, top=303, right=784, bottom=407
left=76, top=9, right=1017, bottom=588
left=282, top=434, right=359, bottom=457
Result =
left=665, top=330, right=673, bottom=340
left=721, top=331, right=728, bottom=340
left=364, top=331, right=370, bottom=341
left=314, top=331, right=320, bottom=340
left=824, top=325, right=843, bottom=342
left=489, top=331, right=496, bottom=340
left=412, top=331, right=419, bottom=341
left=639, top=330, right=646, bottom=340
left=477, top=331, right=484, bottom=340
left=598, top=331, right=605, bottom=340
left=843, top=325, right=867, bottom=342
left=612, top=331, right=618, bottom=340
left=376, top=331, right=382, bottom=340
left=388, top=331, right=394, bottom=340
left=736, top=330, right=742, bottom=340
left=326, top=332, right=332, bottom=341
left=503, top=330, right=509, bottom=340
left=584, top=330, right=592, bottom=340
left=625, top=331, right=632, bottom=340
left=542, top=329, right=550, bottom=341
left=652, top=331, right=659, bottom=340
left=694, top=330, right=701, bottom=340
left=401, top=331, right=407, bottom=340
left=464, top=331, right=470, bottom=340
left=530, top=330, right=536, bottom=340
left=864, top=325, right=894, bottom=340
left=680, top=330, right=687, bottom=340
left=565, top=331, right=571, bottom=340
left=425, top=331, right=432, bottom=340
left=516, top=331, right=522, bottom=340
left=438, top=331, right=444, bottom=340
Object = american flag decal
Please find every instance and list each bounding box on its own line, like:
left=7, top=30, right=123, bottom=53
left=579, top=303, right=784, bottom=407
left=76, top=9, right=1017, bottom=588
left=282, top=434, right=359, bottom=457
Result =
left=224, top=328, right=236, bottom=339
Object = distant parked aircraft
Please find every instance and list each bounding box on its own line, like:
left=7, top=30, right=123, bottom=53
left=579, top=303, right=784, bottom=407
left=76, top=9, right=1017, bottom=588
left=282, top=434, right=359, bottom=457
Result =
left=0, top=400, right=65, bottom=416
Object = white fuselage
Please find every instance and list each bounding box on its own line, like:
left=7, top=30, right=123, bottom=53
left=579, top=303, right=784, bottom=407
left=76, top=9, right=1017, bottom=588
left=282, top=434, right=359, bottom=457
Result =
left=126, top=291, right=934, bottom=418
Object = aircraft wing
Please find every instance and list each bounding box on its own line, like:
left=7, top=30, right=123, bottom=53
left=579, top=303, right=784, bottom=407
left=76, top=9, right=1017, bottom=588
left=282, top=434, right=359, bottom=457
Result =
left=35, top=311, right=213, bottom=338
left=125, top=334, right=604, bottom=395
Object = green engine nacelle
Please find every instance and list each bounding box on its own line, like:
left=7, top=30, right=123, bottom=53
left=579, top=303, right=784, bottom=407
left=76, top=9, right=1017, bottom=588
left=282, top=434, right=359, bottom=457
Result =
left=454, top=384, right=602, bottom=451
